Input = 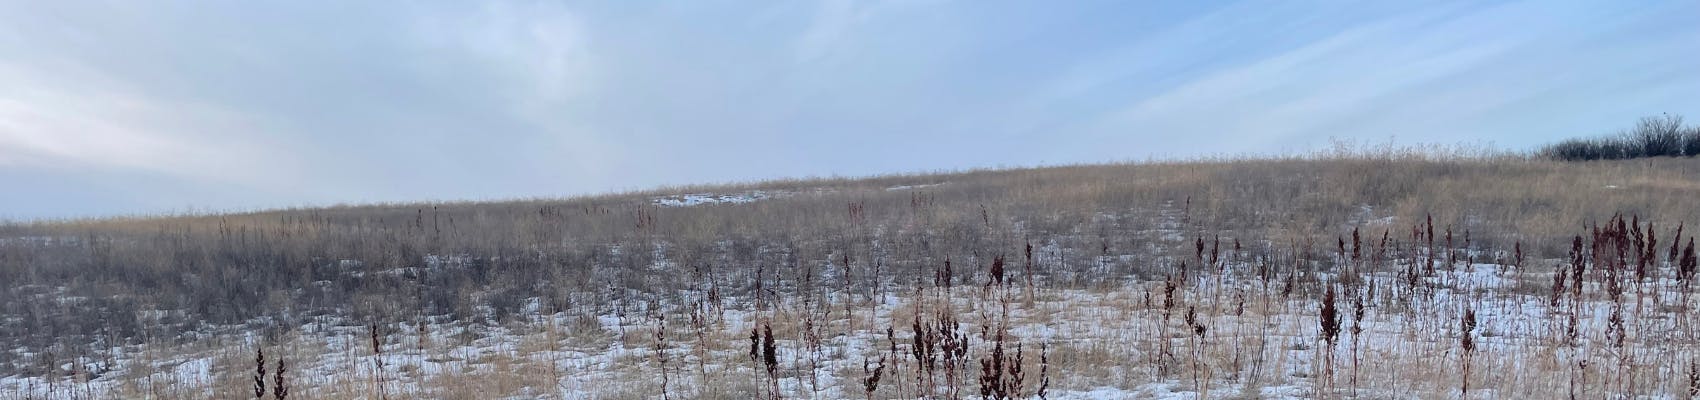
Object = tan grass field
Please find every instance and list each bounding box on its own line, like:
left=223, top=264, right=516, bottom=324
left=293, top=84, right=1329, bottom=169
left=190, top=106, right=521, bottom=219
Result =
left=6, top=154, right=1700, bottom=399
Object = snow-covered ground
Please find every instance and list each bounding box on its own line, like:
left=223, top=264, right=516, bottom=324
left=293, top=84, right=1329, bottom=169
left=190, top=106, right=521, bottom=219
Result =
left=4, top=255, right=1688, bottom=399
left=885, top=183, right=946, bottom=191
left=651, top=191, right=784, bottom=207
left=2, top=202, right=1688, bottom=399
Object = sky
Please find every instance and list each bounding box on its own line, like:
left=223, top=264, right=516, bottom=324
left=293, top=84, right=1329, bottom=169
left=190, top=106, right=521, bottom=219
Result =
left=3, top=1, right=1699, bottom=220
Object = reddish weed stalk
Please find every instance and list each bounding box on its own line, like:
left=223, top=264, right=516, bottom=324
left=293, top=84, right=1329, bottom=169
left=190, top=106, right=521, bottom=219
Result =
left=1319, top=285, right=1341, bottom=393
left=1460, top=307, right=1476, bottom=397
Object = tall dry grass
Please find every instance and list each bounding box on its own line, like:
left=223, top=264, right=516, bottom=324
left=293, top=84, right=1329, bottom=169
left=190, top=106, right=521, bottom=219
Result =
left=5, top=155, right=1700, bottom=398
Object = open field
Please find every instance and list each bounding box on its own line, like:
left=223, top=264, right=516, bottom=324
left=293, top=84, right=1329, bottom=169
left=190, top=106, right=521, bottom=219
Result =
left=7, top=155, right=1700, bottom=399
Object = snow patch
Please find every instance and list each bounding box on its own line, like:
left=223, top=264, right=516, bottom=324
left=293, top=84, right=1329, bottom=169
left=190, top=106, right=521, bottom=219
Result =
left=885, top=182, right=946, bottom=191
left=652, top=191, right=782, bottom=207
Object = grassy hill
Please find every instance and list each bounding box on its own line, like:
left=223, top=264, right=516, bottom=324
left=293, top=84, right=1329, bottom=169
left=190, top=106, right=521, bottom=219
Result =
left=5, top=154, right=1700, bottom=398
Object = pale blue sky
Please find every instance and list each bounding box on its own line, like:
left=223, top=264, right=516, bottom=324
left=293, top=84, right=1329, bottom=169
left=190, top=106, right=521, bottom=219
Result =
left=2, top=1, right=1698, bottom=219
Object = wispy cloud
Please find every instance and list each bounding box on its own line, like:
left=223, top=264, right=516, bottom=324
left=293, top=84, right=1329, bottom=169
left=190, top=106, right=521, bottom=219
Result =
left=0, top=54, right=294, bottom=185
left=1055, top=1, right=1700, bottom=158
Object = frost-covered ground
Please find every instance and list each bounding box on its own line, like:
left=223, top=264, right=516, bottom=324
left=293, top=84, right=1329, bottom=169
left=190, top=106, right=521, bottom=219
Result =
left=6, top=256, right=1694, bottom=399
left=5, top=199, right=1694, bottom=399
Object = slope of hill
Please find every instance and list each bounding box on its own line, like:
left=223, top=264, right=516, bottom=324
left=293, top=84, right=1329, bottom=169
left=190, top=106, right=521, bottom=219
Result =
left=5, top=155, right=1700, bottom=398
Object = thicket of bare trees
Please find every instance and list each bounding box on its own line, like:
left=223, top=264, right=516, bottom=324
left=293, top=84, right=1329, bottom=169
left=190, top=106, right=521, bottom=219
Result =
left=1541, top=114, right=1700, bottom=161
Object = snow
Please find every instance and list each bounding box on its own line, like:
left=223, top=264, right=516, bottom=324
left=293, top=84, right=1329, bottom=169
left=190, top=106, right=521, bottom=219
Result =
left=885, top=183, right=946, bottom=191
left=4, top=207, right=1691, bottom=399
left=651, top=191, right=782, bottom=207
left=2, top=261, right=1684, bottom=399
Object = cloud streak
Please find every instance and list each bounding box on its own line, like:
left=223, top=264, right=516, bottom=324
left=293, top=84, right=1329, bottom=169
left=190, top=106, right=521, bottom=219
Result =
left=0, top=48, right=294, bottom=185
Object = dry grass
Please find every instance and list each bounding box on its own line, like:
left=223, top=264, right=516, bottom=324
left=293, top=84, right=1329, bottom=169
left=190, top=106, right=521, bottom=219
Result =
left=8, top=155, right=1700, bottom=398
